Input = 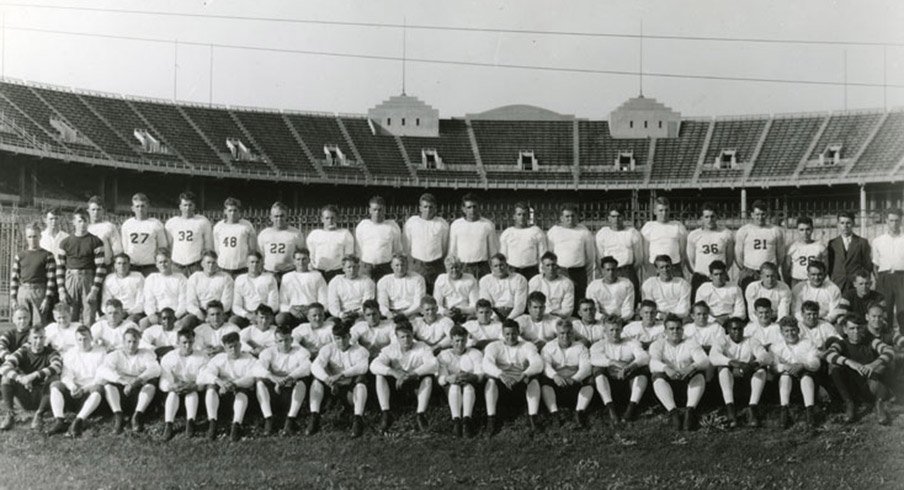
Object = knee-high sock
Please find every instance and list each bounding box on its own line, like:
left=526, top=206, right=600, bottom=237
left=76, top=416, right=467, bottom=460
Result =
left=686, top=373, right=705, bottom=408
left=800, top=375, right=816, bottom=407
left=78, top=392, right=102, bottom=420
left=576, top=385, right=593, bottom=411
left=631, top=375, right=648, bottom=403
left=288, top=382, right=306, bottom=417
left=653, top=378, right=676, bottom=411
left=256, top=381, right=273, bottom=418
left=447, top=385, right=462, bottom=418
left=749, top=369, right=766, bottom=405
left=541, top=386, right=558, bottom=413
left=105, top=385, right=122, bottom=413
left=462, top=384, right=476, bottom=418
left=779, top=375, right=792, bottom=406
left=1, top=383, right=14, bottom=413
left=375, top=375, right=391, bottom=411
left=353, top=383, right=367, bottom=416
left=164, top=392, right=180, bottom=422
left=526, top=379, right=541, bottom=416
left=233, top=392, right=249, bottom=423
left=416, top=377, right=433, bottom=414
left=205, top=388, right=219, bottom=420
left=595, top=375, right=613, bottom=404
left=485, top=379, right=499, bottom=416
left=184, top=392, right=199, bottom=420
left=310, top=381, right=324, bottom=413
left=136, top=385, right=155, bottom=413
left=718, top=368, right=735, bottom=404
left=50, top=385, right=66, bottom=418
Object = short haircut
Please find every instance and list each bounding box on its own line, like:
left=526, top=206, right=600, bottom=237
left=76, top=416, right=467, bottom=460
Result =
left=700, top=202, right=716, bottom=214
left=801, top=300, right=820, bottom=313
left=654, top=254, right=672, bottom=265
left=294, top=248, right=311, bottom=258
left=692, top=301, right=710, bottom=312
left=362, top=299, right=380, bottom=313
left=124, top=328, right=141, bottom=340
left=391, top=253, right=408, bottom=263
left=852, top=269, right=871, bottom=281
left=105, top=298, right=124, bottom=310
left=53, top=302, right=71, bottom=314
left=11, top=306, right=30, bottom=318
left=609, top=206, right=626, bottom=216
left=502, top=319, right=520, bottom=332
left=275, top=325, right=293, bottom=338
left=271, top=201, right=289, bottom=213
left=444, top=255, right=462, bottom=267
left=886, top=208, right=903, bottom=218
left=708, top=260, right=727, bottom=273
left=559, top=203, right=578, bottom=214
left=342, top=254, right=360, bottom=265
left=72, top=208, right=89, bottom=221
left=577, top=298, right=595, bottom=308
left=753, top=298, right=773, bottom=311
left=759, top=261, right=778, bottom=273
left=75, top=325, right=92, bottom=336
left=155, top=249, right=172, bottom=260
left=113, top=253, right=131, bottom=263
left=837, top=211, right=855, bottom=221
left=461, top=193, right=479, bottom=205
left=475, top=299, right=493, bottom=310
left=394, top=322, right=414, bottom=335
left=321, top=204, right=338, bottom=215
left=490, top=253, right=507, bottom=263
left=540, top=251, right=558, bottom=263
left=221, top=331, right=241, bottom=345
left=179, top=192, right=197, bottom=205
left=527, top=291, right=546, bottom=306
left=602, top=314, right=623, bottom=327
left=419, top=193, right=437, bottom=205
left=87, top=195, right=104, bottom=207
left=307, top=302, right=325, bottom=312
left=30, top=324, right=45, bottom=334
left=256, top=304, right=275, bottom=316
left=420, top=296, right=438, bottom=307
left=368, top=195, right=385, bottom=207
left=513, top=201, right=530, bottom=212
left=639, top=299, right=657, bottom=310
left=46, top=207, right=62, bottom=217
left=663, top=313, right=683, bottom=327
left=224, top=197, right=242, bottom=209
left=449, top=325, right=468, bottom=338
left=202, top=250, right=219, bottom=261
left=778, top=316, right=799, bottom=329
left=797, top=216, right=813, bottom=227
left=177, top=328, right=195, bottom=341
left=655, top=196, right=670, bottom=206
left=600, top=256, right=619, bottom=268
left=24, top=221, right=41, bottom=234
left=332, top=320, right=353, bottom=337
left=247, top=250, right=263, bottom=261
left=751, top=200, right=768, bottom=212
left=131, top=193, right=149, bottom=205
left=206, top=300, right=225, bottom=312
left=843, top=313, right=866, bottom=327
left=723, top=317, right=746, bottom=331
left=159, top=307, right=176, bottom=317
left=807, top=260, right=827, bottom=273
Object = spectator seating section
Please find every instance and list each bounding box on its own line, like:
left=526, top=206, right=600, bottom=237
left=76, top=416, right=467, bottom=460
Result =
left=471, top=120, right=573, bottom=167
left=340, top=117, right=410, bottom=176
left=850, top=112, right=904, bottom=175
left=649, top=121, right=708, bottom=183
left=578, top=121, right=650, bottom=168
left=749, top=117, right=822, bottom=179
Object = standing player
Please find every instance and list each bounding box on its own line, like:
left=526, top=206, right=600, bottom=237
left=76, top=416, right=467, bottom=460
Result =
left=0, top=326, right=61, bottom=431
left=40, top=208, right=69, bottom=257
left=641, top=255, right=692, bottom=319
left=10, top=222, right=56, bottom=327
left=694, top=261, right=746, bottom=324
left=258, top=202, right=305, bottom=281
left=872, top=208, right=904, bottom=330
left=546, top=204, right=596, bottom=305
left=213, top=197, right=257, bottom=278
left=783, top=217, right=826, bottom=288
left=165, top=192, right=213, bottom=277
left=308, top=321, right=370, bottom=438
left=159, top=328, right=208, bottom=440
left=307, top=205, right=355, bottom=283
left=433, top=255, right=479, bottom=322
left=641, top=196, right=688, bottom=279
left=98, top=328, right=161, bottom=433
left=744, top=262, right=792, bottom=321
left=403, top=193, right=449, bottom=294
left=120, top=193, right=168, bottom=276
left=231, top=251, right=279, bottom=329
left=355, top=195, right=403, bottom=281
left=56, top=208, right=106, bottom=326
left=179, top=251, right=235, bottom=330
left=649, top=315, right=710, bottom=431
left=47, top=326, right=106, bottom=437
left=735, top=200, right=785, bottom=294
left=448, top=193, right=498, bottom=280
left=255, top=326, right=312, bottom=435
left=437, top=325, right=484, bottom=437
left=827, top=211, right=872, bottom=294
left=498, top=202, right=547, bottom=280
left=585, top=256, right=635, bottom=323
left=87, top=196, right=123, bottom=271
left=276, top=249, right=328, bottom=328
left=539, top=320, right=593, bottom=428
left=377, top=254, right=426, bottom=319
left=595, top=206, right=644, bottom=305
left=327, top=255, right=376, bottom=322
left=528, top=252, right=575, bottom=318
left=102, top=254, right=145, bottom=325
left=483, top=320, right=544, bottom=434
left=686, top=203, right=734, bottom=301
left=140, top=251, right=188, bottom=329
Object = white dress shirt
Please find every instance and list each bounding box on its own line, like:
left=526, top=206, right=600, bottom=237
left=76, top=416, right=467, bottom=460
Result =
left=141, top=325, right=179, bottom=350
left=515, top=314, right=559, bottom=344
left=572, top=319, right=606, bottom=345
left=462, top=320, right=503, bottom=344
left=482, top=340, right=544, bottom=378
left=193, top=323, right=241, bottom=354
left=61, top=347, right=106, bottom=391
left=91, top=319, right=139, bottom=351
left=370, top=341, right=438, bottom=376
left=744, top=280, right=792, bottom=320
left=197, top=352, right=265, bottom=388
left=412, top=316, right=454, bottom=347
left=240, top=326, right=276, bottom=353
left=259, top=345, right=312, bottom=379
left=45, top=322, right=83, bottom=354
left=622, top=321, right=664, bottom=345
left=437, top=348, right=484, bottom=385
left=291, top=324, right=334, bottom=355
left=159, top=350, right=208, bottom=392
left=696, top=282, right=745, bottom=319
left=709, top=336, right=768, bottom=366
left=350, top=320, right=396, bottom=356
left=649, top=337, right=710, bottom=373
left=791, top=281, right=842, bottom=320
left=682, top=322, right=726, bottom=348
left=872, top=232, right=904, bottom=273
left=589, top=339, right=650, bottom=367
left=769, top=339, right=820, bottom=373
left=98, top=348, right=161, bottom=384
left=311, top=343, right=370, bottom=381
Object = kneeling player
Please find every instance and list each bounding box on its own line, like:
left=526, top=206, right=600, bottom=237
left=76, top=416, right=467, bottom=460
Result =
left=99, top=328, right=161, bottom=434
left=769, top=316, right=819, bottom=429
left=370, top=322, right=438, bottom=433
left=256, top=326, right=312, bottom=435
left=827, top=315, right=895, bottom=425
left=708, top=317, right=768, bottom=428
left=540, top=319, right=593, bottom=429
left=649, top=315, right=710, bottom=431
left=48, top=326, right=106, bottom=436
left=483, top=320, right=544, bottom=434
left=0, top=326, right=61, bottom=431
left=159, top=328, right=208, bottom=440
left=198, top=331, right=265, bottom=441
left=308, top=321, right=370, bottom=437
left=437, top=325, right=484, bottom=437
left=590, top=315, right=650, bottom=426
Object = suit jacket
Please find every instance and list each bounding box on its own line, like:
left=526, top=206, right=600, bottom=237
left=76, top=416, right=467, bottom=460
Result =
left=827, top=234, right=871, bottom=292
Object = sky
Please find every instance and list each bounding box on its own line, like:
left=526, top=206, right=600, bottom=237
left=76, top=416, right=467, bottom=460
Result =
left=1, top=0, right=902, bottom=118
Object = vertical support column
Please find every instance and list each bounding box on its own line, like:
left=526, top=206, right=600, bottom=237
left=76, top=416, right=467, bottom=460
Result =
left=860, top=184, right=867, bottom=236
left=740, top=188, right=747, bottom=220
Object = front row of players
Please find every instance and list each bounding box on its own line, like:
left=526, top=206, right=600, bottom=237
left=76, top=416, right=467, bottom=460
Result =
left=0, top=298, right=897, bottom=440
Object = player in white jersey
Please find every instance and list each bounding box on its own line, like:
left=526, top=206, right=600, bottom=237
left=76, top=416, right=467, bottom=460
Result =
left=686, top=203, right=734, bottom=301
left=257, top=201, right=305, bottom=280
left=102, top=253, right=145, bottom=325
left=585, top=256, right=635, bottom=323
left=307, top=204, right=355, bottom=284
left=735, top=200, right=785, bottom=294
left=87, top=196, right=123, bottom=268
left=437, top=325, right=484, bottom=437
left=213, top=197, right=257, bottom=277
left=433, top=255, right=479, bottom=323
left=527, top=252, right=575, bottom=318
left=595, top=206, right=644, bottom=304
left=355, top=195, right=403, bottom=281
left=159, top=327, right=208, bottom=441
left=403, top=193, right=449, bottom=294
left=120, top=193, right=168, bottom=276
left=498, top=202, right=547, bottom=281
left=783, top=216, right=827, bottom=288
left=546, top=204, right=596, bottom=304
left=641, top=196, right=688, bottom=279
left=164, top=192, right=213, bottom=277
left=448, top=193, right=498, bottom=280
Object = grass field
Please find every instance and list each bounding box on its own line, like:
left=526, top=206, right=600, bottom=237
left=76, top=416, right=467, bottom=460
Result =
left=0, top=399, right=902, bottom=489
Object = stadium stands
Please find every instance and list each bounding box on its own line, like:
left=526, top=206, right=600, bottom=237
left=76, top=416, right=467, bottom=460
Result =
left=180, top=106, right=272, bottom=173
left=649, top=120, right=708, bottom=183
left=808, top=112, right=883, bottom=161
left=231, top=110, right=321, bottom=177
left=471, top=120, right=573, bottom=167
left=703, top=118, right=769, bottom=166
left=400, top=119, right=477, bottom=169
left=850, top=111, right=904, bottom=176
left=129, top=100, right=228, bottom=170
left=578, top=121, right=650, bottom=169
left=340, top=117, right=412, bottom=177
left=748, top=116, right=823, bottom=179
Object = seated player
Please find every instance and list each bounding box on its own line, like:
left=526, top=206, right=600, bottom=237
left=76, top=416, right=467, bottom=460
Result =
left=140, top=251, right=188, bottom=330
left=792, top=260, right=842, bottom=322
left=483, top=320, right=544, bottom=434
left=159, top=328, right=208, bottom=441
left=91, top=299, right=140, bottom=352
left=377, top=254, right=427, bottom=319
left=277, top=249, right=328, bottom=329
left=642, top=255, right=692, bottom=319
left=540, top=320, right=593, bottom=428
left=198, top=331, right=265, bottom=441
left=433, top=255, right=479, bottom=323
left=463, top=299, right=503, bottom=350
left=240, top=305, right=277, bottom=356
left=98, top=328, right=161, bottom=434
left=179, top=251, right=235, bottom=330
left=48, top=326, right=107, bottom=437
left=141, top=307, right=179, bottom=358
left=744, top=262, right=792, bottom=321
left=327, top=255, right=376, bottom=322
left=437, top=325, right=484, bottom=437
left=649, top=314, right=710, bottom=431
left=256, top=326, right=312, bottom=436
left=308, top=320, right=370, bottom=438
left=231, top=251, right=279, bottom=329
left=528, top=252, right=575, bottom=318
left=102, top=253, right=146, bottom=325
left=45, top=303, right=82, bottom=354
left=799, top=300, right=841, bottom=357
left=623, top=300, right=663, bottom=349
left=826, top=315, right=895, bottom=425
left=290, top=302, right=334, bottom=358
left=478, top=254, right=528, bottom=320
left=412, top=296, right=454, bottom=353
left=865, top=304, right=904, bottom=356
left=683, top=302, right=726, bottom=355
left=193, top=300, right=241, bottom=358
left=694, top=260, right=745, bottom=324
left=585, top=256, right=635, bottom=323
left=370, top=322, right=438, bottom=433
left=0, top=326, right=61, bottom=431
left=1, top=307, right=33, bottom=363
left=709, top=317, right=769, bottom=428
left=743, top=298, right=782, bottom=349
left=590, top=315, right=649, bottom=425
left=840, top=270, right=885, bottom=321
left=572, top=299, right=605, bottom=346
left=769, top=316, right=819, bottom=429
left=515, top=292, right=560, bottom=349
left=350, top=300, right=396, bottom=358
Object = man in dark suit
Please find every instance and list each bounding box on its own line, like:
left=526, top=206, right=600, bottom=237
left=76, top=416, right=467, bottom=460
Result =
left=827, top=211, right=871, bottom=294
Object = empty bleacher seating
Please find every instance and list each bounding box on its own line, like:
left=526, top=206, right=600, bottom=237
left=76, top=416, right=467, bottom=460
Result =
left=340, top=117, right=410, bottom=177
left=129, top=101, right=226, bottom=169
left=181, top=106, right=269, bottom=173
left=284, top=114, right=355, bottom=167
left=231, top=110, right=319, bottom=176
left=749, top=117, right=822, bottom=179
left=850, top=112, right=904, bottom=176
left=471, top=120, right=573, bottom=167
left=400, top=119, right=476, bottom=170
left=578, top=121, right=650, bottom=168
left=649, top=120, right=708, bottom=183
left=704, top=119, right=768, bottom=165
left=808, top=113, right=883, bottom=161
